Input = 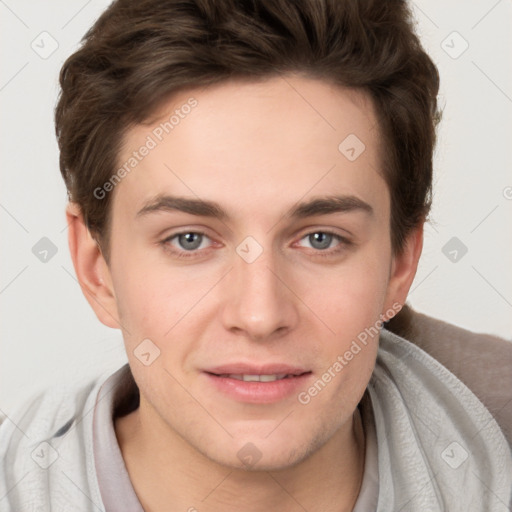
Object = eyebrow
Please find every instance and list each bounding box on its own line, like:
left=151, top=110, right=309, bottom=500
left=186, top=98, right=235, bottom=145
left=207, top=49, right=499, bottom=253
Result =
left=136, top=194, right=374, bottom=220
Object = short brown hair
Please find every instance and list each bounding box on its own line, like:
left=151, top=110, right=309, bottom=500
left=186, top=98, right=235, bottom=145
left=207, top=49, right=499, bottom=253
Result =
left=55, top=0, right=441, bottom=261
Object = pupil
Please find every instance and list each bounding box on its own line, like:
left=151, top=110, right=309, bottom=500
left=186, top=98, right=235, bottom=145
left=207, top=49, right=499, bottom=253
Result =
left=180, top=233, right=202, bottom=250
left=310, top=232, right=331, bottom=250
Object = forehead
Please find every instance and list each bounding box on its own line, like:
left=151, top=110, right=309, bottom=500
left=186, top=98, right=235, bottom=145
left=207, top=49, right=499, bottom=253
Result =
left=113, top=74, right=388, bottom=224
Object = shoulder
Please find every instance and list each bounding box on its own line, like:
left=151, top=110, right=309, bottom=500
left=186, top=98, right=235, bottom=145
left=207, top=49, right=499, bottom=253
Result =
left=386, top=303, right=512, bottom=444
left=0, top=375, right=106, bottom=511
left=0, top=378, right=98, bottom=447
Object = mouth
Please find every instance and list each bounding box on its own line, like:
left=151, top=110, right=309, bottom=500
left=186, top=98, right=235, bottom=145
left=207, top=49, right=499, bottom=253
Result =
left=211, top=373, right=307, bottom=382
left=203, top=365, right=313, bottom=403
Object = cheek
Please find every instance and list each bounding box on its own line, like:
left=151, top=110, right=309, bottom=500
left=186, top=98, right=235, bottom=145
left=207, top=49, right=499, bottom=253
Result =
left=306, top=253, right=389, bottom=331
left=110, top=249, right=217, bottom=343
left=110, top=250, right=168, bottom=335
left=295, top=247, right=389, bottom=389
left=303, top=266, right=384, bottom=399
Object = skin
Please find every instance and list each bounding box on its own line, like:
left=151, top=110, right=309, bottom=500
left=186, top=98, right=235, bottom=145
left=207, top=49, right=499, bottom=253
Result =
left=67, top=74, right=423, bottom=511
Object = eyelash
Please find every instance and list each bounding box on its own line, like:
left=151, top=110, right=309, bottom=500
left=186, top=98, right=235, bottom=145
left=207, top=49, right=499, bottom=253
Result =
left=160, top=230, right=352, bottom=260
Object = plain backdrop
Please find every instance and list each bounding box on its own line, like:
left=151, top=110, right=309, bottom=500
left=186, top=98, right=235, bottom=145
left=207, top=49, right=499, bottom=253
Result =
left=1, top=0, right=511, bottom=414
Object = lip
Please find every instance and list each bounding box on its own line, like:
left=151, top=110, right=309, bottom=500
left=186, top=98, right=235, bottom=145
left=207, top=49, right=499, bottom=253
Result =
left=203, top=363, right=312, bottom=404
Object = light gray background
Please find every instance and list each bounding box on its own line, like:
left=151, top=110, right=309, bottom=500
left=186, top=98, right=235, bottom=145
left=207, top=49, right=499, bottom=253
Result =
left=1, top=0, right=511, bottom=413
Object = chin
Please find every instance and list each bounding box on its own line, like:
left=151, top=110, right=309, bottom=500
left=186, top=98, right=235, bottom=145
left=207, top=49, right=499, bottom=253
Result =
left=203, top=434, right=324, bottom=473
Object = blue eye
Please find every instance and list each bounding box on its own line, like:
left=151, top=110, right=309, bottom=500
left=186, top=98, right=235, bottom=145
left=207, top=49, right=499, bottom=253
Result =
left=162, top=231, right=212, bottom=258
left=175, top=232, right=205, bottom=251
left=161, top=229, right=351, bottom=260
left=300, top=232, right=339, bottom=250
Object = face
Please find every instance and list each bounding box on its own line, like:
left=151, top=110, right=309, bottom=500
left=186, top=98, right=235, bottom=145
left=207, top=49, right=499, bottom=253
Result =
left=81, top=74, right=418, bottom=470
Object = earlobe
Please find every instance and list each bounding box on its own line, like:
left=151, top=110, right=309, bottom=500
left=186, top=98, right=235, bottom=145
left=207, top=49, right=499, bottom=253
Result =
left=66, top=202, right=121, bottom=329
left=382, top=223, right=424, bottom=320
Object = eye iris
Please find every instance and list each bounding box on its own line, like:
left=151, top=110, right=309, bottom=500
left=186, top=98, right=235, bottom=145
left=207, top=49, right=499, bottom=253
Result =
left=178, top=233, right=202, bottom=250
left=309, top=232, right=332, bottom=250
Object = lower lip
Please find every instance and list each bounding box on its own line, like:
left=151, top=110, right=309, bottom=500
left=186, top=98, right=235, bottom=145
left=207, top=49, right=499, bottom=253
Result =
left=203, top=372, right=313, bottom=404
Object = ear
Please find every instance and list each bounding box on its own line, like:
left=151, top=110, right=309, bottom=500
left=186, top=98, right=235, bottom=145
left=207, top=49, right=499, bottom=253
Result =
left=381, top=222, right=424, bottom=320
left=66, top=202, right=121, bottom=329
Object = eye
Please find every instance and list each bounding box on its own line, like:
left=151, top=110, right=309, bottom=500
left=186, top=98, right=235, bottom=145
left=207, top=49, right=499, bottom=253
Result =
left=300, top=232, right=337, bottom=250
left=296, top=230, right=351, bottom=256
left=162, top=231, right=212, bottom=257
left=161, top=229, right=351, bottom=260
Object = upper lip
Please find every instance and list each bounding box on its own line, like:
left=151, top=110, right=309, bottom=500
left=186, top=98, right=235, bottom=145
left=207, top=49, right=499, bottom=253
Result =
left=205, top=363, right=311, bottom=376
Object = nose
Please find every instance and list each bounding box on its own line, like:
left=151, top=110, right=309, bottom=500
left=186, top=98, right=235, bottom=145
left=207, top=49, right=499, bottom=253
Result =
left=220, top=244, right=299, bottom=342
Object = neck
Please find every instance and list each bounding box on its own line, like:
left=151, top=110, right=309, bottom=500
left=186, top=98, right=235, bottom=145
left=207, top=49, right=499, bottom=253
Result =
left=115, top=398, right=365, bottom=512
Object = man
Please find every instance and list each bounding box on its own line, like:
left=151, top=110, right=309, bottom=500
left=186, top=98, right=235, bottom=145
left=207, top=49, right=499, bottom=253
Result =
left=1, top=0, right=511, bottom=510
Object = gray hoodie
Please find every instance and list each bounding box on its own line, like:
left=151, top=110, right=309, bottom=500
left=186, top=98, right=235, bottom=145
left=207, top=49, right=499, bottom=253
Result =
left=1, top=328, right=511, bottom=511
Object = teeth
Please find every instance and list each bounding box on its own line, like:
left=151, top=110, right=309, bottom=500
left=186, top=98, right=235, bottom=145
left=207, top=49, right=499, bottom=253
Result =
left=259, top=374, right=281, bottom=382
left=225, top=373, right=289, bottom=382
